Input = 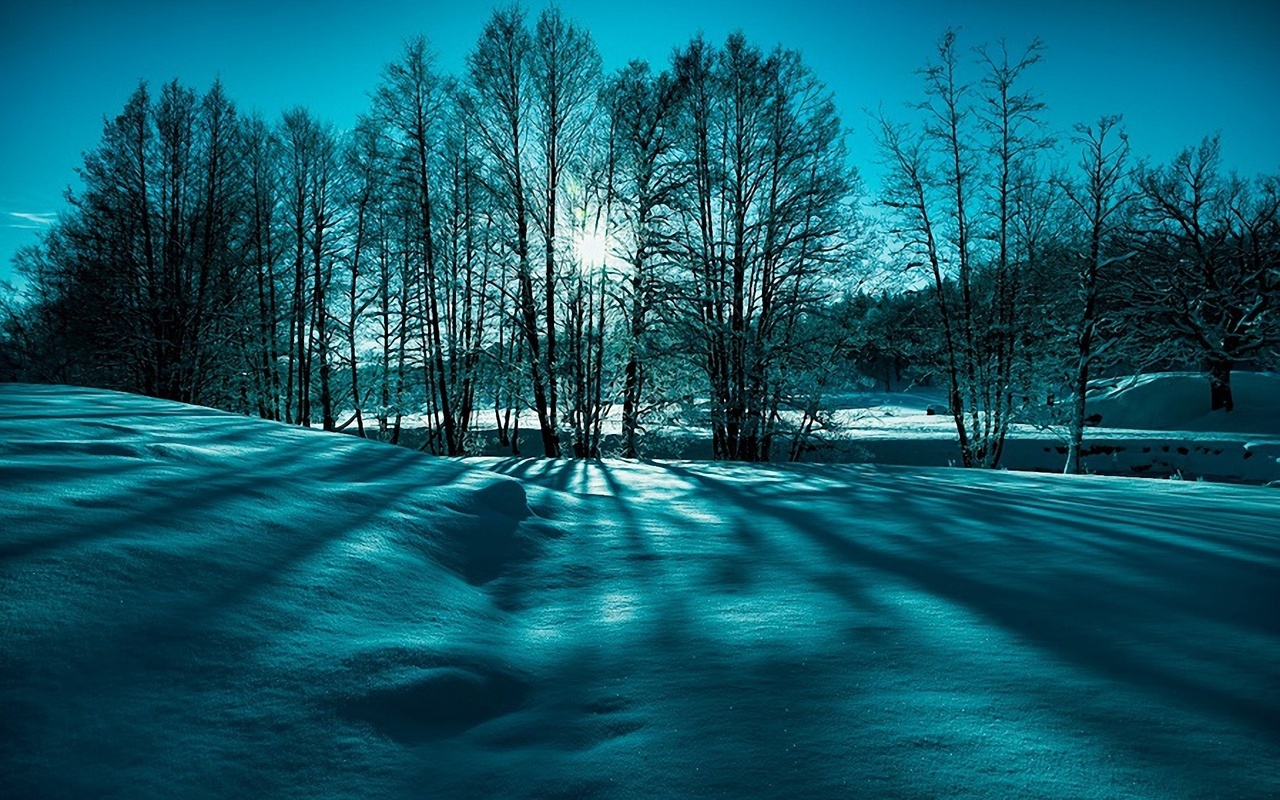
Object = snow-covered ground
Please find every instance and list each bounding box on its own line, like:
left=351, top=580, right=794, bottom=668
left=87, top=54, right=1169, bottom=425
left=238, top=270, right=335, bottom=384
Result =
left=463, top=372, right=1280, bottom=483
left=801, top=374, right=1280, bottom=482
left=2, top=384, right=1278, bottom=798
left=803, top=372, right=1280, bottom=483
left=1087, top=371, right=1280, bottom=434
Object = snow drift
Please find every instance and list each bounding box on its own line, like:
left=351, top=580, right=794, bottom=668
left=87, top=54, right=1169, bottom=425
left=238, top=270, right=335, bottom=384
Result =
left=0, top=385, right=548, bottom=798
left=2, top=384, right=1278, bottom=798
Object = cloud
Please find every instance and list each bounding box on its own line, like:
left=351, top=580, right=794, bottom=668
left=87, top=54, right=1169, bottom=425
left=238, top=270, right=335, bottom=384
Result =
left=7, top=212, right=57, bottom=227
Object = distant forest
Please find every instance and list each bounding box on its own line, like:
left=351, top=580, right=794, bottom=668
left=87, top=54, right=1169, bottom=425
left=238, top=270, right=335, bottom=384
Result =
left=1, top=8, right=1276, bottom=468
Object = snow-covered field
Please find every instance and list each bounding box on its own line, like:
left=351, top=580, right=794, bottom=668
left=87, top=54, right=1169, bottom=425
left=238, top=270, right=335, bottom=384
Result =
left=2, top=384, right=1278, bottom=798
left=464, top=372, right=1280, bottom=483
left=803, top=373, right=1280, bottom=483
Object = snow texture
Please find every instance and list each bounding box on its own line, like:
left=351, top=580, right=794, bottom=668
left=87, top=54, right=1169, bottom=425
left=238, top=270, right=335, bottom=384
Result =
left=1, top=384, right=1278, bottom=798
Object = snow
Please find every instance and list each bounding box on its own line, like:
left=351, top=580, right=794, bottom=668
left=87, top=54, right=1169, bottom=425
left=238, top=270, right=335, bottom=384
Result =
left=457, top=373, right=1280, bottom=482
left=2, top=384, right=1279, bottom=798
left=1087, top=371, right=1280, bottom=435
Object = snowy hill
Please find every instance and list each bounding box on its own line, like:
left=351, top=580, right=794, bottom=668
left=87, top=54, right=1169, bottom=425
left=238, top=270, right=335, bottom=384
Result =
left=1087, top=371, right=1280, bottom=434
left=2, top=385, right=1278, bottom=798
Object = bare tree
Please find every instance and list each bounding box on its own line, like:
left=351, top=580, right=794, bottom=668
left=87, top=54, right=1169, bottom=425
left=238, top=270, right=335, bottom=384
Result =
left=877, top=30, right=1048, bottom=468
left=465, top=7, right=562, bottom=456
left=1129, top=137, right=1280, bottom=412
left=337, top=117, right=389, bottom=437
left=375, top=36, right=483, bottom=454
left=1060, top=115, right=1134, bottom=474
left=433, top=88, right=495, bottom=454
left=529, top=8, right=601, bottom=454
left=561, top=110, right=614, bottom=458
left=24, top=80, right=255, bottom=406
left=673, top=34, right=859, bottom=461
left=242, top=113, right=285, bottom=420
left=605, top=61, right=683, bottom=457
left=280, top=107, right=341, bottom=429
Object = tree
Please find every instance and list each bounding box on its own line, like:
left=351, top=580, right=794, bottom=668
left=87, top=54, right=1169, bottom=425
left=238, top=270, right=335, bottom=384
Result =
left=465, top=7, right=562, bottom=456
left=337, top=116, right=386, bottom=437
left=242, top=113, right=286, bottom=420
left=554, top=108, right=614, bottom=459
left=672, top=33, right=860, bottom=461
left=61, top=84, right=157, bottom=392
left=1129, top=137, right=1280, bottom=412
left=605, top=61, right=683, bottom=457
left=431, top=86, right=496, bottom=455
left=280, top=107, right=341, bottom=429
left=15, top=80, right=256, bottom=405
left=877, top=30, right=1048, bottom=468
left=375, top=36, right=484, bottom=455
left=973, top=39, right=1051, bottom=466
left=529, top=7, right=602, bottom=456
left=1059, top=115, right=1134, bottom=474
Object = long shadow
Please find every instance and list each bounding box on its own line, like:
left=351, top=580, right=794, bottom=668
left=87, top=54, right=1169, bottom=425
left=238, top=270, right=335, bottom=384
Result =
left=594, top=461, right=662, bottom=568
left=0, top=394, right=526, bottom=707
left=0, top=442, right=307, bottom=561
left=0, top=403, right=500, bottom=563
left=925, top=481, right=1280, bottom=636
left=652, top=461, right=1280, bottom=746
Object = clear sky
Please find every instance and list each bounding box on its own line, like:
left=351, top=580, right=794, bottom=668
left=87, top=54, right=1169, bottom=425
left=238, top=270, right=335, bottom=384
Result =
left=2, top=0, right=1278, bottom=284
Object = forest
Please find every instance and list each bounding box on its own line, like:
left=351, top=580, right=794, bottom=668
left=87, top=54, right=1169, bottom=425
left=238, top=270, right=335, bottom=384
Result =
left=1, top=8, right=1277, bottom=468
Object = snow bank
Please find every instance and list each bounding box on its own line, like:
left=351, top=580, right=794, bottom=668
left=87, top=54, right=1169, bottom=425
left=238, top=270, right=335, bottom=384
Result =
left=0, top=384, right=544, bottom=798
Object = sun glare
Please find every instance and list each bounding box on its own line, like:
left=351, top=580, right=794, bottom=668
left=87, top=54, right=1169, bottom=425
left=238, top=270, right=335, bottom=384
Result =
left=574, top=227, right=611, bottom=266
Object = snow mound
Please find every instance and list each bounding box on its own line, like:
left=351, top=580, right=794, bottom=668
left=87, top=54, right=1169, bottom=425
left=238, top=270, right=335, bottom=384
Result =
left=0, top=384, right=546, bottom=798
left=0, top=383, right=537, bottom=577
left=1087, top=371, right=1280, bottom=434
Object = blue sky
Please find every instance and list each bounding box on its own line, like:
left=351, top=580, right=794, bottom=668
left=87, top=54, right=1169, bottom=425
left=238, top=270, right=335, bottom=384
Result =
left=2, top=0, right=1278, bottom=284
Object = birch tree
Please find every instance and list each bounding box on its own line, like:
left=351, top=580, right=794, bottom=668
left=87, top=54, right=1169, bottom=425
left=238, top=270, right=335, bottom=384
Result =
left=605, top=61, right=683, bottom=457
left=877, top=30, right=1048, bottom=468
left=465, top=8, right=562, bottom=456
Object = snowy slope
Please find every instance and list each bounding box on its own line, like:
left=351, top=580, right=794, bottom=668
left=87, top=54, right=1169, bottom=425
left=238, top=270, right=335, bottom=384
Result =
left=0, top=385, right=546, bottom=798
left=1087, top=371, right=1280, bottom=434
left=2, top=385, right=1279, bottom=798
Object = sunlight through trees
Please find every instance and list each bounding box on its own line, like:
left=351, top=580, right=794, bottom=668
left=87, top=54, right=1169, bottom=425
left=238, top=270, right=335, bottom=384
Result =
left=1, top=14, right=1276, bottom=466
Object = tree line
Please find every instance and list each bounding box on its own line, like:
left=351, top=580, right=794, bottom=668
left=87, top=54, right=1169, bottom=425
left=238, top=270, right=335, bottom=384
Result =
left=871, top=31, right=1278, bottom=470
left=2, top=13, right=1277, bottom=468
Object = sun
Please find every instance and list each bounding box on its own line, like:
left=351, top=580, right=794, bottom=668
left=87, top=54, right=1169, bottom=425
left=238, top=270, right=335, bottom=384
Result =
left=573, top=226, right=612, bottom=267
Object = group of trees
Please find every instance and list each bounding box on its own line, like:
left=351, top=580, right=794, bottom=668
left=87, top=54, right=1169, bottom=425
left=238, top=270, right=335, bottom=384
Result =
left=0, top=8, right=860, bottom=461
left=870, top=33, right=1279, bottom=471
left=2, top=13, right=1277, bottom=468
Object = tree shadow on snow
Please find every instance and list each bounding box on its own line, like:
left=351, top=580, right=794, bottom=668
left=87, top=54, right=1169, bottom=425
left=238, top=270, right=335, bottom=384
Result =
left=650, top=462, right=1280, bottom=751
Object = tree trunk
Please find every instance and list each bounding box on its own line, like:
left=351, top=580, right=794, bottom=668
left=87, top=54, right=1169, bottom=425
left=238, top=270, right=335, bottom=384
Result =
left=1207, top=357, right=1234, bottom=412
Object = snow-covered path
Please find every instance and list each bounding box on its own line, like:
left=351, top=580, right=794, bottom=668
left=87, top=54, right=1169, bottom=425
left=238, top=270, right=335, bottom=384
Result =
left=2, top=385, right=1277, bottom=798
